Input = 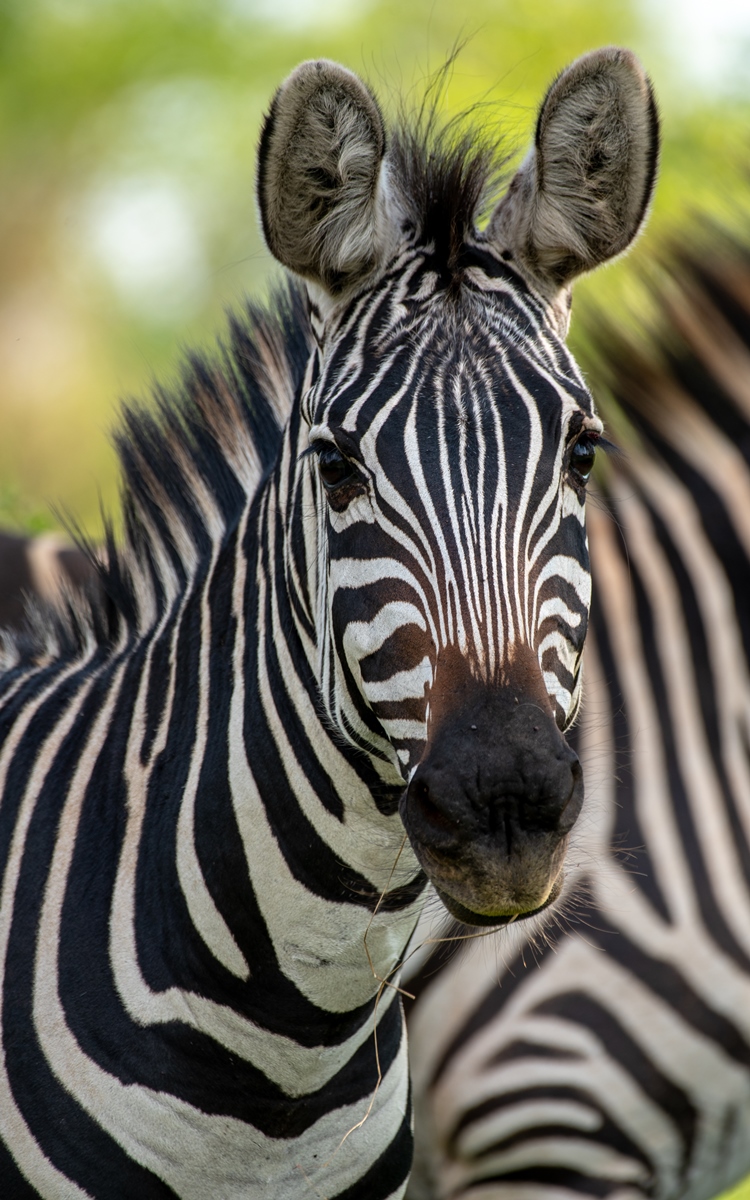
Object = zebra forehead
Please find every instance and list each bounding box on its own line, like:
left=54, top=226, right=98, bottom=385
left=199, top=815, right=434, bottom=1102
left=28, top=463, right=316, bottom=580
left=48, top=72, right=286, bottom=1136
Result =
left=321, top=372, right=594, bottom=452
left=315, top=288, right=595, bottom=436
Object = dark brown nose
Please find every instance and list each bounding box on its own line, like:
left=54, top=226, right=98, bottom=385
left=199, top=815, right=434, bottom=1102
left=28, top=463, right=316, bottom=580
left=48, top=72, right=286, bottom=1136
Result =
left=403, top=696, right=583, bottom=854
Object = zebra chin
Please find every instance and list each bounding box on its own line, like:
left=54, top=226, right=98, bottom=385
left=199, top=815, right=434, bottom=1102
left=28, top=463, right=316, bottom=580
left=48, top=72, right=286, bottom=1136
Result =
left=434, top=873, right=566, bottom=928
left=401, top=826, right=573, bottom=928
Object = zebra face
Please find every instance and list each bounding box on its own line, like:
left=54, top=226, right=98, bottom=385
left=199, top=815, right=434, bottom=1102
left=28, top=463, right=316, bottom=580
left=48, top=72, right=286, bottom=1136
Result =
left=304, top=274, right=594, bottom=922
left=259, top=53, right=658, bottom=923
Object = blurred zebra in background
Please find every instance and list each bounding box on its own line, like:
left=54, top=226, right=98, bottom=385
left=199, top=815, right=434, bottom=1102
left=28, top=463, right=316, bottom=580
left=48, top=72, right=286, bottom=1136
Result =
left=405, top=227, right=750, bottom=1199
left=0, top=530, right=97, bottom=632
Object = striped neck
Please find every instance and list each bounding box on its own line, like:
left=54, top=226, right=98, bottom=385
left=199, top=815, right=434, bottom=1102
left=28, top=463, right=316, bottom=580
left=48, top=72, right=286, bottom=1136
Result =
left=129, top=406, right=428, bottom=1058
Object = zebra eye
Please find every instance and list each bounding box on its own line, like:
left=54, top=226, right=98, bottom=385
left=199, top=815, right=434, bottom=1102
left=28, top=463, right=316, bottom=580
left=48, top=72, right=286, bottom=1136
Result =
left=315, top=443, right=354, bottom=489
left=311, top=441, right=365, bottom=511
left=570, top=433, right=598, bottom=485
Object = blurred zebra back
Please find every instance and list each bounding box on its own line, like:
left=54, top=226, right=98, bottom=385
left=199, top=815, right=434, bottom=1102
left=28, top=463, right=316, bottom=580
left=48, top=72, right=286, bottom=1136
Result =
left=0, top=530, right=97, bottom=631
left=404, top=228, right=750, bottom=1200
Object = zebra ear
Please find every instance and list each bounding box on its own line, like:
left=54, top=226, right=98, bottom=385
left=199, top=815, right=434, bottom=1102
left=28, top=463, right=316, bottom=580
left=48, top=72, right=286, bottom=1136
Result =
left=487, top=48, right=659, bottom=296
left=257, top=60, right=391, bottom=299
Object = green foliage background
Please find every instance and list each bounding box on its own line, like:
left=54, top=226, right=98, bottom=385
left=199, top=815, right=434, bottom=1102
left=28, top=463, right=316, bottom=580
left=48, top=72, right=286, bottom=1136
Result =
left=1, top=2, right=750, bottom=1197
left=2, top=0, right=749, bottom=540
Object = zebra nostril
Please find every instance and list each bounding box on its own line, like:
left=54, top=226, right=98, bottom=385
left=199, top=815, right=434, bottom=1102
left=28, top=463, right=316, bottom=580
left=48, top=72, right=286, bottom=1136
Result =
left=409, top=777, right=457, bottom=835
left=557, top=757, right=584, bottom=834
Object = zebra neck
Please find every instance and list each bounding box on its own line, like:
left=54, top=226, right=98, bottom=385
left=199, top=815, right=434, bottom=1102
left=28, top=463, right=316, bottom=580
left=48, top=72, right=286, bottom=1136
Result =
left=148, top=455, right=426, bottom=1039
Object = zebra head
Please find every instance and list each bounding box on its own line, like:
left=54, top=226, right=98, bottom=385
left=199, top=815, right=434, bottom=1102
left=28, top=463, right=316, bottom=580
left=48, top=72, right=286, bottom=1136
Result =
left=258, top=51, right=658, bottom=926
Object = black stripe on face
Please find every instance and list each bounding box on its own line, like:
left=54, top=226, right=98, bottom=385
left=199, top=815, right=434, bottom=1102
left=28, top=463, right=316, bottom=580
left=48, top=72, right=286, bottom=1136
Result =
left=314, top=291, right=595, bottom=753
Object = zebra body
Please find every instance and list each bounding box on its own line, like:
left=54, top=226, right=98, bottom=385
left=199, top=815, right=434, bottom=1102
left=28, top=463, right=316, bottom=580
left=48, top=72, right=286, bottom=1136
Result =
left=0, top=52, right=657, bottom=1198
left=405, top=234, right=750, bottom=1199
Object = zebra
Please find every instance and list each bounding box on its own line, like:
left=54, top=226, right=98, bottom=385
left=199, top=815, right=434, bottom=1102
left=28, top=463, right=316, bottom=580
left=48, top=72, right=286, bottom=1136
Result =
left=0, top=50, right=658, bottom=1199
left=0, top=530, right=97, bottom=632
left=404, top=227, right=750, bottom=1199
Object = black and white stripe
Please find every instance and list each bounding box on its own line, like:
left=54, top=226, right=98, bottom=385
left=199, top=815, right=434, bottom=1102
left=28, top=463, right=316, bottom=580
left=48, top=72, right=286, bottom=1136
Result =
left=405, top=229, right=750, bottom=1200
left=0, top=52, right=657, bottom=1199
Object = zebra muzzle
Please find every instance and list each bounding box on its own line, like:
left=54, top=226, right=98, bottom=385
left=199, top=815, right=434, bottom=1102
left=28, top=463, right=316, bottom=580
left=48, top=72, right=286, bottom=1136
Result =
left=399, top=672, right=584, bottom=926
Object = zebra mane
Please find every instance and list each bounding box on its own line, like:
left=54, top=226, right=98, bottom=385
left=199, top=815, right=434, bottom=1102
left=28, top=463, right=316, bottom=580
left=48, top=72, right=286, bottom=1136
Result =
left=104, top=282, right=313, bottom=626
left=1, top=284, right=313, bottom=667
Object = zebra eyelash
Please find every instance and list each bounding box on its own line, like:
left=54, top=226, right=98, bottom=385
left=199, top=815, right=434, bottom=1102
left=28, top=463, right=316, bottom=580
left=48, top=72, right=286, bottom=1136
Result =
left=567, top=430, right=621, bottom=462
left=594, top=433, right=620, bottom=458
left=298, top=432, right=364, bottom=464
